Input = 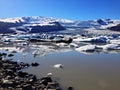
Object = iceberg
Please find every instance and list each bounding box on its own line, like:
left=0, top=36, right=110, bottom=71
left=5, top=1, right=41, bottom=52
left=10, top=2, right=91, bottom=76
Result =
left=73, top=36, right=109, bottom=43
left=75, top=45, right=96, bottom=52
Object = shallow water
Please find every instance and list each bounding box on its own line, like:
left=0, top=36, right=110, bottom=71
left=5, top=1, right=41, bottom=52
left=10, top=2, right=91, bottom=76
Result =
left=1, top=42, right=120, bottom=90
left=14, top=50, right=120, bottom=90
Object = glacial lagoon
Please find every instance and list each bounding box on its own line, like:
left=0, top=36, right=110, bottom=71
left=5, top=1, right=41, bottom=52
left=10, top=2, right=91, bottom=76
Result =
left=0, top=29, right=120, bottom=90
left=0, top=43, right=120, bottom=90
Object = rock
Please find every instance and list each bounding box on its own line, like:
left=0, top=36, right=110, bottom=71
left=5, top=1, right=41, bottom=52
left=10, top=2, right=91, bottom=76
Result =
left=0, top=53, right=2, bottom=56
left=8, top=54, right=14, bottom=57
left=41, top=79, right=48, bottom=86
left=41, top=76, right=52, bottom=85
left=20, top=62, right=29, bottom=68
left=6, top=75, right=12, bottom=79
left=31, top=62, right=39, bottom=67
left=2, top=79, right=15, bottom=87
left=67, top=87, right=73, bottom=90
left=17, top=71, right=28, bottom=77
left=0, top=56, right=62, bottom=89
left=22, top=84, right=33, bottom=90
left=0, top=61, right=2, bottom=67
left=46, top=82, right=61, bottom=90
left=29, top=75, right=37, bottom=82
left=10, top=50, right=17, bottom=53
left=2, top=53, right=7, bottom=57
left=6, top=69, right=15, bottom=76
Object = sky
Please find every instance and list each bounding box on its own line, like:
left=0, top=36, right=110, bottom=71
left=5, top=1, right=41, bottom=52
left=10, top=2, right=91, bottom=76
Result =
left=0, top=0, right=120, bottom=20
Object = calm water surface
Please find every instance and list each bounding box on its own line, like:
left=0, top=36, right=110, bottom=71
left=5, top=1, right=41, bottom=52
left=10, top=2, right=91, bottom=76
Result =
left=10, top=50, right=120, bottom=90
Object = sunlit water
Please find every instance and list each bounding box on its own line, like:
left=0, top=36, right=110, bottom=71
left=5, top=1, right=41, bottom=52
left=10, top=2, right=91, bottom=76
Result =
left=3, top=49, right=119, bottom=90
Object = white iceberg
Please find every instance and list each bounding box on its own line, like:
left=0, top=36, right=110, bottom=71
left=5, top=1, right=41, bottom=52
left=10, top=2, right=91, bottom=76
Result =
left=56, top=43, right=68, bottom=47
left=69, top=43, right=78, bottom=48
left=103, top=44, right=120, bottom=50
left=53, top=64, right=63, bottom=69
left=109, top=39, right=120, bottom=44
left=75, top=45, right=96, bottom=52
left=96, top=44, right=120, bottom=50
left=73, top=36, right=109, bottom=43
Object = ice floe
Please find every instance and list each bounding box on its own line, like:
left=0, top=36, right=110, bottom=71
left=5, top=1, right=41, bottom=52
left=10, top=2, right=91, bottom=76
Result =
left=97, top=44, right=120, bottom=50
left=69, top=43, right=78, bottom=48
left=73, top=36, right=109, bottom=43
left=53, top=64, right=63, bottom=69
left=75, top=45, right=96, bottom=52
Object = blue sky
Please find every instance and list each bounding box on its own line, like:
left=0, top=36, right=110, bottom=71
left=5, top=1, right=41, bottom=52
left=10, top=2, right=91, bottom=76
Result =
left=0, top=0, right=119, bottom=20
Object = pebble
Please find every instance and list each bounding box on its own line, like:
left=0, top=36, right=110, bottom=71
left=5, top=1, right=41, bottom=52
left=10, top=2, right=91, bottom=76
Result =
left=31, top=62, right=39, bottom=67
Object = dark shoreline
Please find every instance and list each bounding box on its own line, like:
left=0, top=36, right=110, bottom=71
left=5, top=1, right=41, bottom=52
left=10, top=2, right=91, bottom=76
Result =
left=0, top=52, right=62, bottom=90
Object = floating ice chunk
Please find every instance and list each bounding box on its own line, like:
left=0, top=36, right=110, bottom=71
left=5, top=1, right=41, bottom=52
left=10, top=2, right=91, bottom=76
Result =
left=56, top=43, right=68, bottom=47
left=76, top=45, right=96, bottom=52
left=32, top=50, right=40, bottom=55
left=47, top=73, right=53, bottom=76
left=90, top=36, right=108, bottom=43
left=18, top=42, right=29, bottom=46
left=73, top=37, right=86, bottom=42
left=109, top=39, right=120, bottom=44
left=69, top=43, right=78, bottom=48
left=73, top=36, right=108, bottom=43
left=102, top=44, right=120, bottom=50
left=53, top=64, right=63, bottom=69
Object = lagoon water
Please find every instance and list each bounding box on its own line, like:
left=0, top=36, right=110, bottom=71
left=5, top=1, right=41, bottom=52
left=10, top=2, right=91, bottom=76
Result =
left=10, top=49, right=120, bottom=90
left=1, top=28, right=120, bottom=90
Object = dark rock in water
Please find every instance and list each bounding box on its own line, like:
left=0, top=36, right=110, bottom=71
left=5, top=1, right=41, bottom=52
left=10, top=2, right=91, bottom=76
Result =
left=0, top=53, right=3, bottom=57
left=41, top=79, right=48, bottom=86
left=67, top=87, right=74, bottom=90
left=2, top=53, right=7, bottom=57
left=46, top=82, right=62, bottom=90
left=8, top=54, right=14, bottom=57
left=28, top=74, right=37, bottom=83
left=31, top=62, right=39, bottom=67
left=41, top=76, right=52, bottom=86
left=20, top=62, right=29, bottom=68
left=41, top=76, right=52, bottom=83
left=17, top=71, right=28, bottom=77
left=0, top=53, right=62, bottom=90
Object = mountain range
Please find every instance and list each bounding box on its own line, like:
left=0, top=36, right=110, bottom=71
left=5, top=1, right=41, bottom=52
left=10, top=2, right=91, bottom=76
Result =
left=0, top=16, right=120, bottom=33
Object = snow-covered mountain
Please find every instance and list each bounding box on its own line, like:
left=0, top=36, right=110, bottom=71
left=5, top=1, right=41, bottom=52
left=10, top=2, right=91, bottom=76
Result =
left=0, top=16, right=72, bottom=33
left=71, top=19, right=120, bottom=29
left=0, top=16, right=120, bottom=33
left=0, top=16, right=73, bottom=24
